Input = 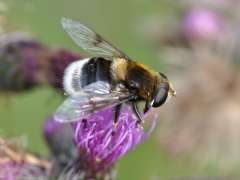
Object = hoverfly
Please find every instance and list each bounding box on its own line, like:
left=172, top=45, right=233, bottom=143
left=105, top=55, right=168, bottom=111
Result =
left=54, top=17, right=176, bottom=125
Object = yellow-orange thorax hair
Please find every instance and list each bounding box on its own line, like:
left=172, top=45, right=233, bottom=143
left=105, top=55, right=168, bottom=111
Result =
left=111, top=58, right=160, bottom=100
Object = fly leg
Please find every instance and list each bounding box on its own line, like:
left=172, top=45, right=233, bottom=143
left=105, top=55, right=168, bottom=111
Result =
left=112, top=104, right=122, bottom=135
left=143, top=100, right=150, bottom=114
left=132, top=103, right=143, bottom=125
left=114, top=104, right=122, bottom=125
left=82, top=119, right=88, bottom=129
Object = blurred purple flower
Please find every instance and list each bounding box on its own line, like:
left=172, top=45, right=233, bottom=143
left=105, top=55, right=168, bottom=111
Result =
left=0, top=137, right=51, bottom=180
left=0, top=162, right=48, bottom=180
left=71, top=106, right=154, bottom=172
left=183, top=8, right=223, bottom=41
left=47, top=49, right=82, bottom=91
left=0, top=33, right=48, bottom=91
left=0, top=33, right=82, bottom=93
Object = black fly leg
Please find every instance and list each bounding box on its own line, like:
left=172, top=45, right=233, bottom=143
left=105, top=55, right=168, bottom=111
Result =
left=132, top=103, right=143, bottom=125
left=112, top=104, right=122, bottom=135
left=143, top=100, right=150, bottom=114
left=82, top=119, right=88, bottom=129
left=114, top=104, right=122, bottom=125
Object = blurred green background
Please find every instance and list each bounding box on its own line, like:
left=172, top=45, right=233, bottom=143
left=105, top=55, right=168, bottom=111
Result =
left=0, top=0, right=220, bottom=179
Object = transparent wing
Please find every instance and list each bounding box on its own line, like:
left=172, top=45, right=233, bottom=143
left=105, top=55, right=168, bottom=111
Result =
left=54, top=82, right=132, bottom=123
left=61, top=17, right=131, bottom=60
left=82, top=81, right=111, bottom=94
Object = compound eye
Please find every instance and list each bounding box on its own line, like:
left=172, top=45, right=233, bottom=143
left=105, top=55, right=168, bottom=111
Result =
left=151, top=83, right=169, bottom=107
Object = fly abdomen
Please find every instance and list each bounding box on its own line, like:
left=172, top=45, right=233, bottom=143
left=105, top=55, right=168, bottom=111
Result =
left=80, top=57, right=111, bottom=87
left=63, top=57, right=112, bottom=95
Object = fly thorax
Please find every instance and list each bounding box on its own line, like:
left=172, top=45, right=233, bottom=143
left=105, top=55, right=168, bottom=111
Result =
left=111, top=58, right=128, bottom=81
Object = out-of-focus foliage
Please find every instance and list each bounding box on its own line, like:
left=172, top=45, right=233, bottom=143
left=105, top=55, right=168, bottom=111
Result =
left=142, top=0, right=240, bottom=176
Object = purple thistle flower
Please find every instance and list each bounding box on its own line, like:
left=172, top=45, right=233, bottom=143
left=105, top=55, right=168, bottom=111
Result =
left=183, top=8, right=223, bottom=41
left=0, top=33, right=48, bottom=92
left=0, top=137, right=51, bottom=180
left=0, top=33, right=82, bottom=93
left=46, top=49, right=82, bottom=91
left=0, top=162, right=48, bottom=180
left=71, top=105, right=155, bottom=172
